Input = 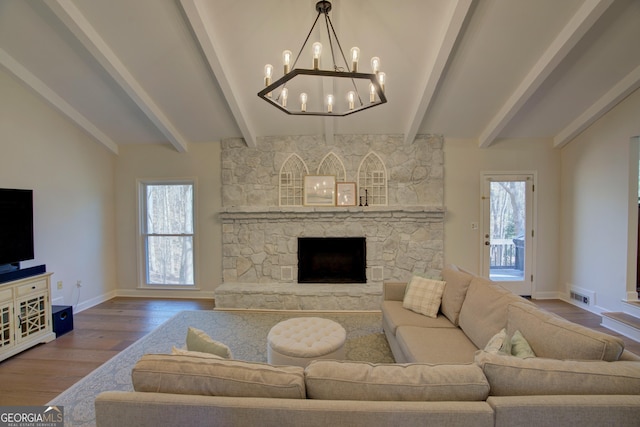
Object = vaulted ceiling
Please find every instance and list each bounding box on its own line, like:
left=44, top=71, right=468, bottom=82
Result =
left=1, top=0, right=639, bottom=155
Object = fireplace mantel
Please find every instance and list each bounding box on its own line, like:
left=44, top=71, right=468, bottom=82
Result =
left=219, top=206, right=445, bottom=222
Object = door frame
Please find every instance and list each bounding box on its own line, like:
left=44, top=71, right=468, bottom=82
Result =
left=480, top=171, right=537, bottom=296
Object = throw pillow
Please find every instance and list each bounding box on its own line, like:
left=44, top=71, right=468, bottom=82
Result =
left=402, top=275, right=446, bottom=318
left=484, top=329, right=507, bottom=354
left=510, top=330, right=536, bottom=358
left=186, top=327, right=233, bottom=359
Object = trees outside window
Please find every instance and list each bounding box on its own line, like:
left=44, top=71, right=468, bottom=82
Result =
left=140, top=181, right=195, bottom=286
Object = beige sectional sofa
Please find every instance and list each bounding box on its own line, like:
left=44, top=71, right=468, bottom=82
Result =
left=95, top=266, right=640, bottom=427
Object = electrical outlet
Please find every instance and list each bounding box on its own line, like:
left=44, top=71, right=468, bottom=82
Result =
left=76, top=280, right=82, bottom=288
left=57, top=281, right=63, bottom=290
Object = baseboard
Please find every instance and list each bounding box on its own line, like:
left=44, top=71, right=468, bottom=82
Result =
left=74, top=290, right=118, bottom=313
left=68, top=288, right=215, bottom=314
left=531, top=290, right=560, bottom=300
left=115, top=288, right=216, bottom=299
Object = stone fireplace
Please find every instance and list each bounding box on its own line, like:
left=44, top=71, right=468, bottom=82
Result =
left=215, top=134, right=445, bottom=310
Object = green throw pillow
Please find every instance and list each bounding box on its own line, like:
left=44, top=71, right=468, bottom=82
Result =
left=186, top=327, right=233, bottom=359
left=510, top=330, right=536, bottom=358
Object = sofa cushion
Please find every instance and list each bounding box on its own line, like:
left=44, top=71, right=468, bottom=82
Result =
left=458, top=277, right=530, bottom=349
left=171, top=346, right=224, bottom=360
left=402, top=276, right=446, bottom=318
left=382, top=300, right=456, bottom=335
left=132, top=354, right=306, bottom=398
left=441, top=265, right=473, bottom=325
left=506, top=302, right=624, bottom=361
left=396, top=326, right=479, bottom=364
left=305, top=360, right=490, bottom=401
left=475, top=351, right=640, bottom=396
left=186, top=327, right=233, bottom=359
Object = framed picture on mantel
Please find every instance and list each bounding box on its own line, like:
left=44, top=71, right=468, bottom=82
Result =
left=303, top=175, right=336, bottom=206
left=336, top=182, right=357, bottom=206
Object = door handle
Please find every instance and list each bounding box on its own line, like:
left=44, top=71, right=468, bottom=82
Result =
left=485, top=241, right=490, bottom=246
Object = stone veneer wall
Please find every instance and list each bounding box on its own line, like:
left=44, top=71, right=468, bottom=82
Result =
left=220, top=134, right=445, bottom=286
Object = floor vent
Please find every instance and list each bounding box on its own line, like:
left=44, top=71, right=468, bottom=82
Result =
left=570, top=290, right=590, bottom=306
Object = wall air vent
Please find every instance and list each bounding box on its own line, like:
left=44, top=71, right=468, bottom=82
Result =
left=570, top=290, right=590, bottom=306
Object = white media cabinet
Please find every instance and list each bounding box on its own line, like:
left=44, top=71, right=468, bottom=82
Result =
left=0, top=272, right=56, bottom=362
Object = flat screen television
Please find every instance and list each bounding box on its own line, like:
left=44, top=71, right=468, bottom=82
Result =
left=0, top=188, right=34, bottom=271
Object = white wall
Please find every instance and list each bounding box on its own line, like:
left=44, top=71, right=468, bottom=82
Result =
left=444, top=138, right=561, bottom=298
left=0, top=69, right=117, bottom=311
left=114, top=143, right=222, bottom=298
left=560, top=88, right=640, bottom=312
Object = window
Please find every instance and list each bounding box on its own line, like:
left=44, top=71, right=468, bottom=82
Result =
left=139, top=180, right=195, bottom=287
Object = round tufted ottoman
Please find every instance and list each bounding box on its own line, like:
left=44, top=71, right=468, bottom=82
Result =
left=267, top=317, right=347, bottom=367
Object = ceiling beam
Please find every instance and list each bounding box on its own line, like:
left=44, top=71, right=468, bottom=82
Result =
left=554, top=63, right=640, bottom=148
left=179, top=0, right=257, bottom=148
left=0, top=48, right=119, bottom=155
left=404, top=0, right=473, bottom=145
left=44, top=0, right=189, bottom=153
left=478, top=0, right=614, bottom=148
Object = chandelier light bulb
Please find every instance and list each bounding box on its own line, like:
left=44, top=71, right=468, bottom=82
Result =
left=327, top=94, right=334, bottom=113
left=371, top=57, right=380, bottom=74
left=281, top=88, right=288, bottom=107
left=350, top=47, right=360, bottom=72
left=282, top=50, right=292, bottom=74
left=300, top=92, right=308, bottom=112
left=369, top=83, right=376, bottom=103
left=347, top=91, right=356, bottom=110
left=264, top=64, right=273, bottom=82
left=312, top=42, right=322, bottom=69
left=264, top=64, right=273, bottom=97
left=377, top=72, right=386, bottom=92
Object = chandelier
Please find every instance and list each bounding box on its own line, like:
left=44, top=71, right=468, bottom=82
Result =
left=257, top=0, right=387, bottom=117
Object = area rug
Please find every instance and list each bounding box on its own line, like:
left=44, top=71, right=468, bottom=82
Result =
left=48, top=310, right=393, bottom=427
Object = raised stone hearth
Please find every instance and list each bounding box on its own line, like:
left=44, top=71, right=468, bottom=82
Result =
left=214, top=282, right=382, bottom=311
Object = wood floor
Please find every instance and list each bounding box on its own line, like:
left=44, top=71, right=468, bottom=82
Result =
left=0, top=297, right=213, bottom=406
left=0, top=297, right=637, bottom=406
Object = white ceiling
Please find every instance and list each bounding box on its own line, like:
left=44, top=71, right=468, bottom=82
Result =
left=1, top=0, right=639, bottom=154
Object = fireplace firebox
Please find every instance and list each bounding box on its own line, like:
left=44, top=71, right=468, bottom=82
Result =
left=298, top=237, right=366, bottom=283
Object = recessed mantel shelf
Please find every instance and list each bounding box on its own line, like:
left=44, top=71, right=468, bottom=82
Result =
left=219, top=206, right=446, bottom=222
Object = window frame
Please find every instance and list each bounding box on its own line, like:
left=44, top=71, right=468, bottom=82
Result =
left=137, top=178, right=198, bottom=289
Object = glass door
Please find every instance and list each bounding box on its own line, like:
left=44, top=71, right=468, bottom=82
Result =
left=481, top=173, right=534, bottom=296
